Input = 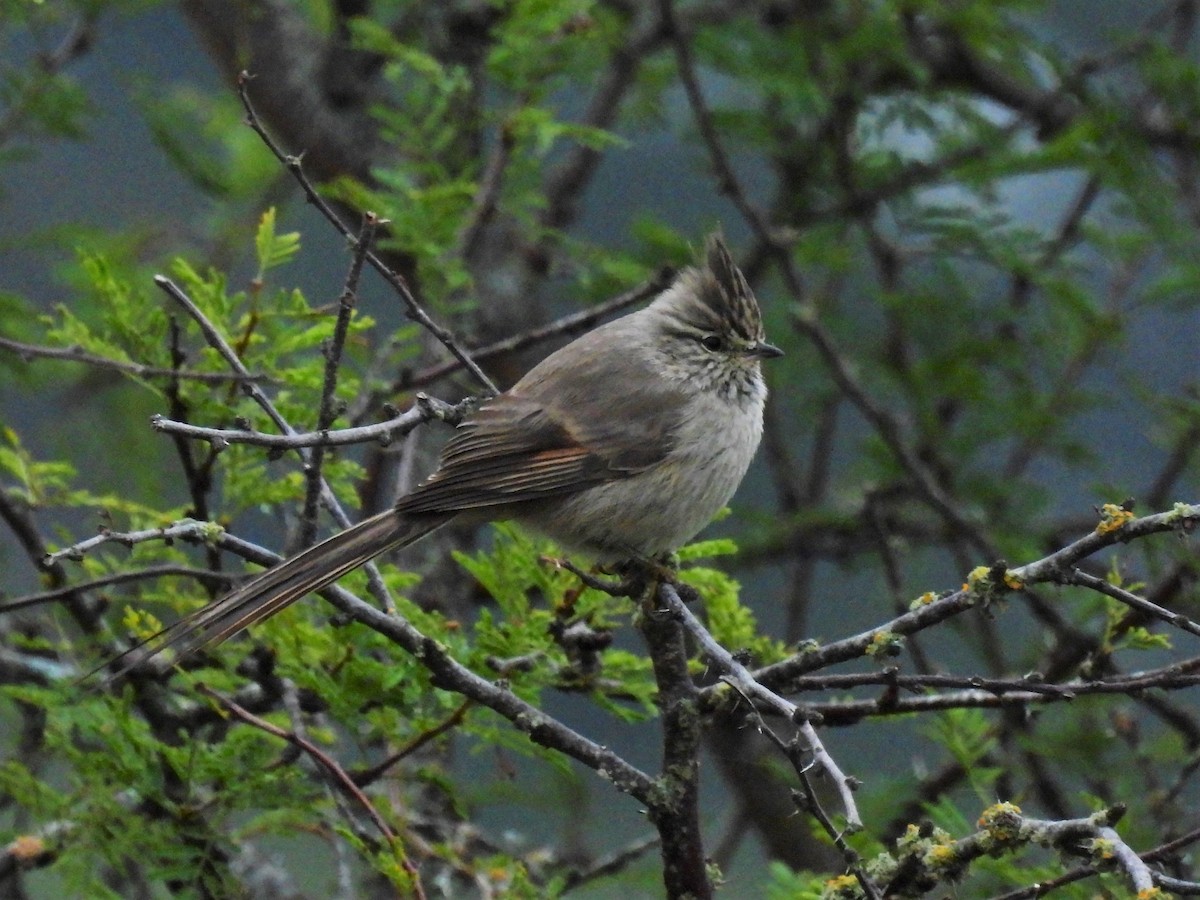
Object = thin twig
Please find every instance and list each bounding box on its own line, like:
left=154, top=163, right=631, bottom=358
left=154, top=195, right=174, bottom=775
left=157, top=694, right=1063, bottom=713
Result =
left=393, top=271, right=674, bottom=392
left=1065, top=568, right=1200, bottom=640
left=235, top=71, right=498, bottom=396
left=560, top=834, right=662, bottom=893
left=301, top=212, right=380, bottom=547
left=154, top=276, right=296, bottom=437
left=152, top=275, right=397, bottom=614
left=0, top=565, right=236, bottom=613
left=659, top=0, right=779, bottom=250
left=196, top=684, right=428, bottom=897
left=149, top=395, right=471, bottom=450
left=0, top=335, right=272, bottom=384
left=806, top=675, right=1200, bottom=724
left=655, top=583, right=866, bottom=857
left=457, top=122, right=515, bottom=262
left=539, top=8, right=675, bottom=231
left=163, top=316, right=219, bottom=572
left=44, top=520, right=223, bottom=567
left=787, top=657, right=1200, bottom=698
left=792, top=304, right=995, bottom=555
left=352, top=701, right=472, bottom=787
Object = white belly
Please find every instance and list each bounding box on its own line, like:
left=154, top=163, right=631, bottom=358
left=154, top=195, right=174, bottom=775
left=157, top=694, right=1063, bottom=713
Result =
left=517, top=387, right=765, bottom=560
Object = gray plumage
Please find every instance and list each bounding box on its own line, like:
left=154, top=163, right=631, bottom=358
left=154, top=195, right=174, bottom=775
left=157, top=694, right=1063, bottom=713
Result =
left=99, top=234, right=781, bottom=682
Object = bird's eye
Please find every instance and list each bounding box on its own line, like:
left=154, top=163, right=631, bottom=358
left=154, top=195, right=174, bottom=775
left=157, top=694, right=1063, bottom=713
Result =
left=700, top=334, right=724, bottom=352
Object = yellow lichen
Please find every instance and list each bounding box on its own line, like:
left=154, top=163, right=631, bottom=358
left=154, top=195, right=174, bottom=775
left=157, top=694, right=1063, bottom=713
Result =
left=896, top=823, right=922, bottom=847
left=923, top=842, right=958, bottom=868
left=820, top=873, right=862, bottom=899
left=1096, top=503, right=1134, bottom=534
left=977, top=801, right=1023, bottom=843
left=865, top=630, right=902, bottom=658
left=964, top=565, right=991, bottom=591
left=910, top=591, right=937, bottom=609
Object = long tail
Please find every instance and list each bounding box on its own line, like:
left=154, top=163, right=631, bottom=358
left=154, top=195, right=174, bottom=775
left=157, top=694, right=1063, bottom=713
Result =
left=98, top=509, right=452, bottom=684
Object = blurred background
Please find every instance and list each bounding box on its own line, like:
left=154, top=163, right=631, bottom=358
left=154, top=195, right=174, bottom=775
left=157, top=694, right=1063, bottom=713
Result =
left=2, top=1, right=1200, bottom=896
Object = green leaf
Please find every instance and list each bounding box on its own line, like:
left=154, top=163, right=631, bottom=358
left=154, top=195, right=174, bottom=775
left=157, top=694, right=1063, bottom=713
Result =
left=253, top=207, right=301, bottom=277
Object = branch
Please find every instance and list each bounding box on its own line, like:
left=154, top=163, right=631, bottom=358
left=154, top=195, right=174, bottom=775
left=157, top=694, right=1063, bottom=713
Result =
left=1065, top=567, right=1200, bottom=640
left=659, top=0, right=786, bottom=254
left=878, top=803, right=1168, bottom=896
left=152, top=275, right=396, bottom=612
left=559, top=833, right=661, bottom=893
left=195, top=683, right=425, bottom=896
left=149, top=394, right=471, bottom=450
left=68, top=524, right=659, bottom=807
left=392, top=270, right=675, bottom=392
left=301, top=212, right=381, bottom=546
left=539, top=9, right=664, bottom=231
left=0, top=565, right=235, bottom=614
left=638, top=583, right=713, bottom=900
left=805, top=670, right=1200, bottom=725
left=351, top=701, right=472, bottom=787
left=655, top=584, right=865, bottom=851
left=749, top=503, right=1200, bottom=691
left=903, top=8, right=1200, bottom=150
left=790, top=302, right=995, bottom=556
left=456, top=119, right=515, bottom=262
left=43, top=520, right=226, bottom=567
left=0, top=335, right=272, bottom=384
left=235, top=72, right=499, bottom=396
left=1014, top=503, right=1200, bottom=583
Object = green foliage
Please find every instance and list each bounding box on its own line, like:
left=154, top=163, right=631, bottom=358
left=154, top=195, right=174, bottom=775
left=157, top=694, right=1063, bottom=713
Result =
left=2, top=680, right=336, bottom=895
left=336, top=2, right=629, bottom=307
left=0, top=426, right=76, bottom=505
left=5, top=0, right=1200, bottom=896
left=252, top=207, right=301, bottom=278
left=679, top=539, right=790, bottom=665
left=924, top=708, right=1002, bottom=802
left=137, top=82, right=279, bottom=200
left=764, top=860, right=828, bottom=899
left=0, top=6, right=90, bottom=159
left=455, top=524, right=657, bottom=717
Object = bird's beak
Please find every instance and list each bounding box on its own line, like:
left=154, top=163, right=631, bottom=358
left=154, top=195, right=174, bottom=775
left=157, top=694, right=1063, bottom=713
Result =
left=749, top=340, right=784, bottom=359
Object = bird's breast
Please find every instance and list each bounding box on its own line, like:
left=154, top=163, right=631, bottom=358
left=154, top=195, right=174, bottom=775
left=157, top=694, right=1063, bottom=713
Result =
left=515, top=382, right=766, bottom=560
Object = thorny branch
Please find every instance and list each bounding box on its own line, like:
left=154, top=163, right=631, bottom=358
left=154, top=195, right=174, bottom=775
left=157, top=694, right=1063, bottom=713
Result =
left=55, top=522, right=659, bottom=805
left=196, top=684, right=407, bottom=852
left=7, top=6, right=1200, bottom=896
left=655, top=582, right=876, bottom=898
left=750, top=503, right=1200, bottom=692
left=235, top=71, right=500, bottom=397
left=152, top=274, right=399, bottom=614
left=299, top=212, right=381, bottom=548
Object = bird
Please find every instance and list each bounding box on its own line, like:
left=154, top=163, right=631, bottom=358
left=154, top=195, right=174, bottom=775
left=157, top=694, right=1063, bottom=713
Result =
left=103, top=233, right=782, bottom=680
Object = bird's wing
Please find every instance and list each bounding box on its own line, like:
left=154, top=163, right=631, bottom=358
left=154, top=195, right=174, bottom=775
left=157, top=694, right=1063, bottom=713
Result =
left=398, top=334, right=686, bottom=514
